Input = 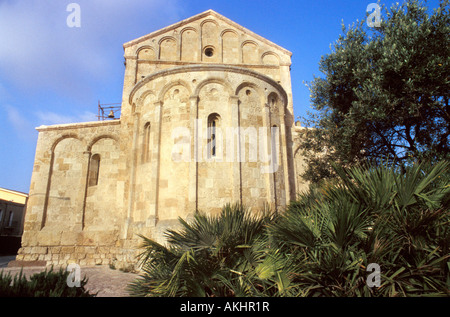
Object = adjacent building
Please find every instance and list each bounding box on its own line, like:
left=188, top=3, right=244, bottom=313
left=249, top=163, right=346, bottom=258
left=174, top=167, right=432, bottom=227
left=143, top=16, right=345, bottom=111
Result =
left=0, top=187, right=28, bottom=254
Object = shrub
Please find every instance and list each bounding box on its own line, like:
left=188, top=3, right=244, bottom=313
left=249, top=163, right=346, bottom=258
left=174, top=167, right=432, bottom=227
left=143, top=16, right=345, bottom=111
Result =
left=0, top=266, right=95, bottom=297
left=129, top=161, right=450, bottom=297
left=270, top=161, right=450, bottom=296
left=128, top=203, right=280, bottom=297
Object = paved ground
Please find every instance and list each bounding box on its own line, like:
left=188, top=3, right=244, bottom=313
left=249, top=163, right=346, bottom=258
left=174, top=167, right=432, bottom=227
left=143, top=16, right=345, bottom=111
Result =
left=0, top=256, right=141, bottom=297
left=0, top=255, right=16, bottom=268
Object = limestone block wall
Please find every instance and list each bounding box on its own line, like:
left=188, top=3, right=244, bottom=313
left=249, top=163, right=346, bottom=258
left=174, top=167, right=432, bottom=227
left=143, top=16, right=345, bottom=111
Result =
left=120, top=10, right=297, bottom=223
left=196, top=81, right=235, bottom=215
left=126, top=64, right=296, bottom=238
left=17, top=10, right=307, bottom=269
left=122, top=10, right=294, bottom=127
left=15, top=120, right=135, bottom=268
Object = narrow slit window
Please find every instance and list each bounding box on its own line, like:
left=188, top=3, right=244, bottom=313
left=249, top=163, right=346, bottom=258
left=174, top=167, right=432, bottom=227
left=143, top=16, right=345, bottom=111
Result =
left=88, top=154, right=100, bottom=186
left=143, top=122, right=151, bottom=163
left=207, top=113, right=220, bottom=158
left=271, top=125, right=279, bottom=168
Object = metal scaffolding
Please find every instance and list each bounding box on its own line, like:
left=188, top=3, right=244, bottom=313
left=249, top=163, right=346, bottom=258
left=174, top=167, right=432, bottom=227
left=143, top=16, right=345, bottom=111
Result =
left=97, top=101, right=121, bottom=121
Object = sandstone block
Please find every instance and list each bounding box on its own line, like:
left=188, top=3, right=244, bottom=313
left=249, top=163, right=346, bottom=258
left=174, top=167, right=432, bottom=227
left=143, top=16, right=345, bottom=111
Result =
left=16, top=10, right=302, bottom=270
left=61, top=247, right=75, bottom=254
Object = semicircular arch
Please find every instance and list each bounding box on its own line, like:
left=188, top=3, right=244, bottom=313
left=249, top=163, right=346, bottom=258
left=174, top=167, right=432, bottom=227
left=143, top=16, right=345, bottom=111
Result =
left=51, top=134, right=83, bottom=153
left=157, top=79, right=192, bottom=102
left=193, top=77, right=234, bottom=97
left=87, top=135, right=119, bottom=152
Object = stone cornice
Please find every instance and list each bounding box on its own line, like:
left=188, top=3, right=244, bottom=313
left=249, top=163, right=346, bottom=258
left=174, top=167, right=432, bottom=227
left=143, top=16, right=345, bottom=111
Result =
left=130, top=58, right=291, bottom=68
left=36, top=119, right=120, bottom=132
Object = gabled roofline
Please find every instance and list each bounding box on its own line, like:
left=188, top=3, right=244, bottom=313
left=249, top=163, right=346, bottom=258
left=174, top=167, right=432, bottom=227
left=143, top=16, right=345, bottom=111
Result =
left=123, top=9, right=292, bottom=57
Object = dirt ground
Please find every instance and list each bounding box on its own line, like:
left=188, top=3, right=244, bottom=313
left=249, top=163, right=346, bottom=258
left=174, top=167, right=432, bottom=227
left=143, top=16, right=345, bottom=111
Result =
left=0, top=261, right=140, bottom=297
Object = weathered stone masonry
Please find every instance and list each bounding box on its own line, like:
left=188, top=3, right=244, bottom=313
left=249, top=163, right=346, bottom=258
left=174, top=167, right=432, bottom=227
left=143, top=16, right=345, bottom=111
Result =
left=16, top=10, right=308, bottom=269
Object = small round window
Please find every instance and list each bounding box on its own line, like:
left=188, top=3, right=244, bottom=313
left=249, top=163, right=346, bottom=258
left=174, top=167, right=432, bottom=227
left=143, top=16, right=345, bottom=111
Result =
left=204, top=47, right=214, bottom=57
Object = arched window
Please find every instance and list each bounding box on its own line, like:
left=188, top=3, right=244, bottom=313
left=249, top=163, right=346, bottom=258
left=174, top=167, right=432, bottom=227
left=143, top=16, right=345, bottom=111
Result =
left=142, top=122, right=151, bottom=163
left=88, top=154, right=100, bottom=186
left=207, top=113, right=220, bottom=158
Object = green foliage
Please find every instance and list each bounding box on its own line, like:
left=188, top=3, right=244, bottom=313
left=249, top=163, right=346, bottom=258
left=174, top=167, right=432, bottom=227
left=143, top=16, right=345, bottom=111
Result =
left=299, top=0, right=450, bottom=182
left=271, top=160, right=450, bottom=296
left=130, top=161, right=449, bottom=297
left=128, top=204, right=287, bottom=297
left=0, top=266, right=95, bottom=297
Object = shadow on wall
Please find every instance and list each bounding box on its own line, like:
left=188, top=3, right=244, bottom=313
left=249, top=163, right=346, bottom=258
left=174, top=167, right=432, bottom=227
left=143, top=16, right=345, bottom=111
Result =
left=0, top=236, right=21, bottom=255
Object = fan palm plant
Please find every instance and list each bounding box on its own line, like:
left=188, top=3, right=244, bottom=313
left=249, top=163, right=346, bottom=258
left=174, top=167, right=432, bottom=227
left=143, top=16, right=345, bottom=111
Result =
left=129, top=161, right=449, bottom=297
left=128, top=203, right=285, bottom=297
left=271, top=160, right=450, bottom=296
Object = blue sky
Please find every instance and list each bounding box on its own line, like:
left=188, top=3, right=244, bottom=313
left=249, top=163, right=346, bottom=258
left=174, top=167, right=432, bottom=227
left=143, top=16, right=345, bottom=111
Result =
left=0, top=0, right=442, bottom=193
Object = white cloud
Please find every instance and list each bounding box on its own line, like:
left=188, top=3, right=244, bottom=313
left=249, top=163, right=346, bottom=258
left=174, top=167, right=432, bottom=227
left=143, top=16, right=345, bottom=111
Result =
left=0, top=0, right=183, bottom=141
left=2, top=104, right=36, bottom=141
left=0, top=0, right=182, bottom=94
left=4, top=105, right=27, bottom=130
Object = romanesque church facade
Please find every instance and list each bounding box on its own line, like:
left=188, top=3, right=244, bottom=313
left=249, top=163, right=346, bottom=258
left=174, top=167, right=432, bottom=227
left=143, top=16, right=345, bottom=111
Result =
left=16, top=10, right=306, bottom=269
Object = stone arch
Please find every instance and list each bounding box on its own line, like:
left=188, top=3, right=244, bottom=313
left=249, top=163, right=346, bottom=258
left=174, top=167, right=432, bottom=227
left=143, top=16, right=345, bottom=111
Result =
left=241, top=40, right=259, bottom=48
left=181, top=27, right=199, bottom=62
left=205, top=111, right=222, bottom=124
left=50, top=133, right=83, bottom=152
left=220, top=28, right=238, bottom=38
left=141, top=122, right=152, bottom=163
left=206, top=112, right=221, bottom=158
left=136, top=46, right=156, bottom=60
left=221, top=29, right=239, bottom=64
left=181, top=26, right=199, bottom=34
left=158, top=36, right=178, bottom=61
left=266, top=88, right=287, bottom=110
left=158, top=79, right=192, bottom=102
left=267, top=91, right=281, bottom=107
left=242, top=40, right=259, bottom=64
left=42, top=136, right=85, bottom=230
left=134, top=89, right=156, bottom=113
left=87, top=135, right=119, bottom=152
left=200, top=18, right=219, bottom=28
left=261, top=51, right=280, bottom=65
left=267, top=92, right=282, bottom=116
left=158, top=35, right=177, bottom=46
left=201, top=19, right=220, bottom=62
left=88, top=154, right=101, bottom=187
left=193, top=77, right=234, bottom=98
left=129, top=65, right=288, bottom=106
left=235, top=82, right=265, bottom=105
